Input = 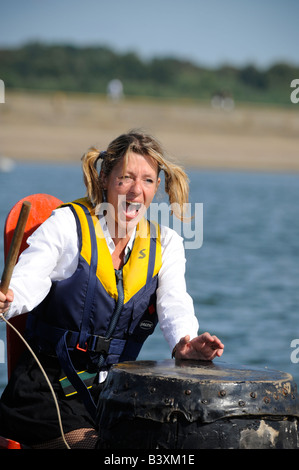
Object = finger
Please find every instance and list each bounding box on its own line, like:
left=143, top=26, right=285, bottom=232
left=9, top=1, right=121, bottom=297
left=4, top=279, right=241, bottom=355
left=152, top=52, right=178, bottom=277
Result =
left=204, top=333, right=224, bottom=348
left=0, top=287, right=14, bottom=302
left=215, top=347, right=224, bottom=357
left=5, top=293, right=13, bottom=303
left=179, top=335, right=190, bottom=346
left=212, top=336, right=225, bottom=349
left=200, top=332, right=215, bottom=342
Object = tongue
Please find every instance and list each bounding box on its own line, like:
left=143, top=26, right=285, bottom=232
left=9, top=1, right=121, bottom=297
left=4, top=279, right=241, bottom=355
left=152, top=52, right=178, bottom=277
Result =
left=126, top=203, right=139, bottom=216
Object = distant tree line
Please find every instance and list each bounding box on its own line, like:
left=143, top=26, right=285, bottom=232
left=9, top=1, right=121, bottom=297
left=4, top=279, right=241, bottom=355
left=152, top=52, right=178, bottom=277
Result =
left=0, top=42, right=298, bottom=105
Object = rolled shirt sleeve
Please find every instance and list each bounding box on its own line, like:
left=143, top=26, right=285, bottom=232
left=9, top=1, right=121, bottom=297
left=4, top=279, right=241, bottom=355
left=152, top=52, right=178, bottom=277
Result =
left=157, top=226, right=199, bottom=351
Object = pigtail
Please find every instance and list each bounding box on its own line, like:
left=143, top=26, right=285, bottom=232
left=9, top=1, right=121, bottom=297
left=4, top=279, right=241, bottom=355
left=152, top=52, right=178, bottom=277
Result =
left=81, top=147, right=103, bottom=206
left=163, top=161, right=190, bottom=221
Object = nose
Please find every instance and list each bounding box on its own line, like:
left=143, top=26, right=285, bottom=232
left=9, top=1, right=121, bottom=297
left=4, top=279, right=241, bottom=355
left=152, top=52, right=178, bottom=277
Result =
left=128, top=177, right=142, bottom=196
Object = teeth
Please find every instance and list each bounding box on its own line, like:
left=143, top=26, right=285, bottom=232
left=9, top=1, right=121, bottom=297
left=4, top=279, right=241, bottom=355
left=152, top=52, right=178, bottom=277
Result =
left=127, top=202, right=141, bottom=208
left=126, top=201, right=142, bottom=213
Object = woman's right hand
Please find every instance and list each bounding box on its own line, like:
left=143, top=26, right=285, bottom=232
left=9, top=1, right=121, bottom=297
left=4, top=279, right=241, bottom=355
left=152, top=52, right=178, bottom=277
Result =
left=0, top=287, right=14, bottom=315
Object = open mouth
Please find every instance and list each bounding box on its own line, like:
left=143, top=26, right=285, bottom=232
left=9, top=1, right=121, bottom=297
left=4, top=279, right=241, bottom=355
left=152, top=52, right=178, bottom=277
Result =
left=116, top=197, right=145, bottom=225
left=120, top=200, right=146, bottom=222
left=125, top=201, right=142, bottom=217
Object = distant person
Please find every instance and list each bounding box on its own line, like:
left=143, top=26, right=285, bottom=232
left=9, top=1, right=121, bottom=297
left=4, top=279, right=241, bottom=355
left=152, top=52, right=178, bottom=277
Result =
left=0, top=130, right=224, bottom=448
left=0, top=79, right=4, bottom=103
left=107, top=79, right=123, bottom=101
left=211, top=90, right=235, bottom=111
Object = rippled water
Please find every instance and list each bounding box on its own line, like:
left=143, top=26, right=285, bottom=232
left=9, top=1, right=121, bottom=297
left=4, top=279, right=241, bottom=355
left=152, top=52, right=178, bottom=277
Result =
left=1, top=162, right=299, bottom=393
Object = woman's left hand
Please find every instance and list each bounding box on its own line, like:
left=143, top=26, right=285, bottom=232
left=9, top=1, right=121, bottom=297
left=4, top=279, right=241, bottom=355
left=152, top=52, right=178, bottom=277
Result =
left=173, top=332, right=224, bottom=361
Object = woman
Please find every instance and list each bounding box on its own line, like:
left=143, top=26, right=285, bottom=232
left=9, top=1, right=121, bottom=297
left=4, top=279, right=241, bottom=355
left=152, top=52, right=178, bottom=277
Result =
left=0, top=130, right=224, bottom=448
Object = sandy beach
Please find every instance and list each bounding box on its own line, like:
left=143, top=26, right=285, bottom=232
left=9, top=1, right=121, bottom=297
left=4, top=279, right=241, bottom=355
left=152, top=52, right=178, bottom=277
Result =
left=0, top=91, right=298, bottom=172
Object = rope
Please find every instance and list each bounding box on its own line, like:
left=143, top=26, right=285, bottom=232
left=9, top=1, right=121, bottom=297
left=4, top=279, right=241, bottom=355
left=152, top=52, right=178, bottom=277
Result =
left=0, top=313, right=71, bottom=449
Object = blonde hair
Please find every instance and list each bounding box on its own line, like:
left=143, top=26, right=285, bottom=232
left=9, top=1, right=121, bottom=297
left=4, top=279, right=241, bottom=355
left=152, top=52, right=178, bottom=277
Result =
left=81, top=130, right=189, bottom=220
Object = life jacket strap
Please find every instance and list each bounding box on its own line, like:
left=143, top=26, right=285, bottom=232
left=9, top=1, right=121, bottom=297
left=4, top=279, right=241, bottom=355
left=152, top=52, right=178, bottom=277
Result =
left=98, top=268, right=124, bottom=368
left=26, top=314, right=126, bottom=357
left=56, top=331, right=97, bottom=419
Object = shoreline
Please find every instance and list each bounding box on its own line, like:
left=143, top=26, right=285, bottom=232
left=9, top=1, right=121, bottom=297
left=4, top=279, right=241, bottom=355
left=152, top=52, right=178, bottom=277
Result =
left=0, top=91, right=298, bottom=172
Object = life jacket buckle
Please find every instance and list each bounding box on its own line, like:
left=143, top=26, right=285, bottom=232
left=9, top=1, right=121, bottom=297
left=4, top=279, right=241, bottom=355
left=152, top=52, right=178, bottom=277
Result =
left=90, top=335, right=111, bottom=355
left=76, top=342, right=88, bottom=352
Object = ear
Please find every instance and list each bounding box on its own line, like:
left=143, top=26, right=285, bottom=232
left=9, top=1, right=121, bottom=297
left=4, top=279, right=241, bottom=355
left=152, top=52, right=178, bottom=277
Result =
left=100, top=169, right=107, bottom=189
left=155, top=177, right=161, bottom=193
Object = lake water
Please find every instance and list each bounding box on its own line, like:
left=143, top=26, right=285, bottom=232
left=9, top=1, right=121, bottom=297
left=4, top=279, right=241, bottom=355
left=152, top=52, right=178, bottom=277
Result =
left=1, top=161, right=299, bottom=394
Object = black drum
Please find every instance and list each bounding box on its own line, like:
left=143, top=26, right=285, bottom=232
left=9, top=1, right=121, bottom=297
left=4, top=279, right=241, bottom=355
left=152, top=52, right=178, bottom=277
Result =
left=96, top=360, right=299, bottom=449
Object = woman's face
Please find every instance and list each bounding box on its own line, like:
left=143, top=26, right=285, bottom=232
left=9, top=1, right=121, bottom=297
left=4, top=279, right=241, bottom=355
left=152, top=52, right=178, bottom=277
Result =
left=102, top=152, right=160, bottom=237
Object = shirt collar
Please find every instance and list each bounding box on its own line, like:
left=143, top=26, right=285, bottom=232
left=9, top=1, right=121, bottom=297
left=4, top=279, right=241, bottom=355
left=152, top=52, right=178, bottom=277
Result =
left=98, top=214, right=136, bottom=257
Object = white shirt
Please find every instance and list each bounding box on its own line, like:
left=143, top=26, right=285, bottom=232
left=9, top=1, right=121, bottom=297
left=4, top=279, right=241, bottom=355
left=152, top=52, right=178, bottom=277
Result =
left=6, top=207, right=199, bottom=352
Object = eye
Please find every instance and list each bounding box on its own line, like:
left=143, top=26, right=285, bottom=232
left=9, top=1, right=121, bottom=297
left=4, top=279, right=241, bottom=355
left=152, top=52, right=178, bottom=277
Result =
left=118, top=175, right=132, bottom=182
left=145, top=178, right=154, bottom=184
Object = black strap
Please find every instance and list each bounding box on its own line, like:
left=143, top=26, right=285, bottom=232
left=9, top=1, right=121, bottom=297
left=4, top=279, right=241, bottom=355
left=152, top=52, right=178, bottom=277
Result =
left=98, top=268, right=124, bottom=368
left=56, top=331, right=97, bottom=419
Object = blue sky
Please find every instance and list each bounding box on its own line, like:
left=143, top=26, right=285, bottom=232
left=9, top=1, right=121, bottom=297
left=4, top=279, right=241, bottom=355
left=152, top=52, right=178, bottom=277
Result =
left=0, top=0, right=298, bottom=68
